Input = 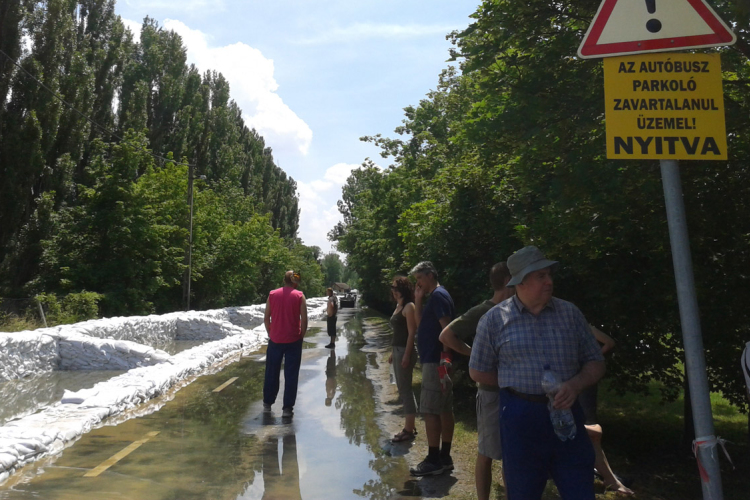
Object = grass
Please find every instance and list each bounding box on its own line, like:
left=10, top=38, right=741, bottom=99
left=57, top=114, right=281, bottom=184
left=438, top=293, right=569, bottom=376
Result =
left=441, top=375, right=749, bottom=499
left=0, top=313, right=46, bottom=333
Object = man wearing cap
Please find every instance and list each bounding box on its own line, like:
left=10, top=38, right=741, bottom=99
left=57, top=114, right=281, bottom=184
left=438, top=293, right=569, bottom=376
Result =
left=263, top=270, right=308, bottom=419
left=470, top=246, right=605, bottom=500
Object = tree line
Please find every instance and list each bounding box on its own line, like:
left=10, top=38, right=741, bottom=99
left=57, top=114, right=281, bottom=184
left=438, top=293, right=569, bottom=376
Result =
left=330, top=0, right=750, bottom=412
left=0, top=0, right=324, bottom=316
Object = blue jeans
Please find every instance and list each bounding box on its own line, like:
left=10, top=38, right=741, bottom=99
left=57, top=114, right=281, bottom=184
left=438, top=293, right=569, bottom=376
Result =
left=263, top=339, right=303, bottom=409
left=499, top=389, right=595, bottom=500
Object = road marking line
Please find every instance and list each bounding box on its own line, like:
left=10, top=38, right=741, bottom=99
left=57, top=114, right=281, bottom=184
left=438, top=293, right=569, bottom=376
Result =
left=84, top=431, right=159, bottom=477
left=212, top=377, right=239, bottom=393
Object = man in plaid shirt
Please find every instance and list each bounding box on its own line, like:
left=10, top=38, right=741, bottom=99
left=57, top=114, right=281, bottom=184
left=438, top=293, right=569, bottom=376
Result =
left=469, top=246, right=605, bottom=500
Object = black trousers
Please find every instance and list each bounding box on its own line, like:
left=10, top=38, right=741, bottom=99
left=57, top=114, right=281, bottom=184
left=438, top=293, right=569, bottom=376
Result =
left=327, top=316, right=337, bottom=337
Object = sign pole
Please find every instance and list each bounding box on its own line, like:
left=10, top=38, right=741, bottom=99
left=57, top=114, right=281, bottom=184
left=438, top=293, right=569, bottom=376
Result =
left=660, top=159, right=723, bottom=500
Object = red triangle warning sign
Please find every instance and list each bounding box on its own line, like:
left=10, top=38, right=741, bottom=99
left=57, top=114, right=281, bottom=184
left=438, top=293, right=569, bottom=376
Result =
left=578, top=0, right=736, bottom=59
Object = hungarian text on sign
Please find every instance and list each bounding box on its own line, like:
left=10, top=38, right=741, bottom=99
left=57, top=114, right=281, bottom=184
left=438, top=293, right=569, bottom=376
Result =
left=604, top=53, right=727, bottom=160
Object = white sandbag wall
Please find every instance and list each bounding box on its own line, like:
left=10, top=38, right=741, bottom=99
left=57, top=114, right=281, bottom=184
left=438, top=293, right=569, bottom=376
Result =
left=0, top=297, right=328, bottom=483
left=54, top=332, right=172, bottom=371
left=0, top=333, right=58, bottom=381
left=60, top=313, right=180, bottom=346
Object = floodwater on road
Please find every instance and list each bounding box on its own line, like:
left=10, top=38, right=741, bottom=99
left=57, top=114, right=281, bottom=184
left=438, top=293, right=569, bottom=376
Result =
left=0, top=307, right=461, bottom=499
left=0, top=370, right=126, bottom=426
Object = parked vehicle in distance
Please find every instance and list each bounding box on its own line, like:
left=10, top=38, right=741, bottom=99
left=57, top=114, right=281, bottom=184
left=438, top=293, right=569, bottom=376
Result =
left=339, top=292, right=357, bottom=308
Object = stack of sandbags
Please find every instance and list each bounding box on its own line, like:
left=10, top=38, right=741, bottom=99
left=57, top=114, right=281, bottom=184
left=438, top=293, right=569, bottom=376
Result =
left=0, top=297, right=329, bottom=483
left=0, top=327, right=266, bottom=482
left=0, top=332, right=58, bottom=382
left=225, top=304, right=266, bottom=329
left=174, top=314, right=248, bottom=341
left=306, top=297, right=330, bottom=321
left=65, top=313, right=179, bottom=346
left=53, top=331, right=171, bottom=371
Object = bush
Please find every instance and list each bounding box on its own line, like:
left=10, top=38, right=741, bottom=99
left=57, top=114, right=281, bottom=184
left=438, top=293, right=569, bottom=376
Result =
left=35, top=291, right=102, bottom=325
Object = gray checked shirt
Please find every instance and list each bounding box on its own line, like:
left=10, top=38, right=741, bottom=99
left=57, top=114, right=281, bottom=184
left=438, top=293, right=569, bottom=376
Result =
left=470, top=295, right=604, bottom=394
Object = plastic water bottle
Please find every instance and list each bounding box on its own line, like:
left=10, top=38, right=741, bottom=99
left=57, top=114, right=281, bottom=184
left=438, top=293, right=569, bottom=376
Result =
left=541, top=364, right=577, bottom=441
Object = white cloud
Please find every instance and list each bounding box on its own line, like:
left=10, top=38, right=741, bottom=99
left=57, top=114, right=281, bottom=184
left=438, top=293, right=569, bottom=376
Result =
left=296, top=163, right=365, bottom=254
left=297, top=23, right=455, bottom=45
left=121, top=18, right=142, bottom=39
left=124, top=19, right=312, bottom=156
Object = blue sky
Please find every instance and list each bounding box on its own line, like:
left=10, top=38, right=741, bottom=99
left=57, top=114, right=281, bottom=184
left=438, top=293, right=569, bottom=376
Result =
left=117, top=0, right=478, bottom=254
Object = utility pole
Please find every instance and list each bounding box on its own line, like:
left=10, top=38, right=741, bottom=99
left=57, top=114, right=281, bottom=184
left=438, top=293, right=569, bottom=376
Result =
left=183, top=163, right=195, bottom=311
left=183, top=165, right=204, bottom=311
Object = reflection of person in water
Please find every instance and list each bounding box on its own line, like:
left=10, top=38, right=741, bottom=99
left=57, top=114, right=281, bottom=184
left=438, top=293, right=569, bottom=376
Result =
left=260, top=434, right=302, bottom=500
left=325, top=350, right=337, bottom=406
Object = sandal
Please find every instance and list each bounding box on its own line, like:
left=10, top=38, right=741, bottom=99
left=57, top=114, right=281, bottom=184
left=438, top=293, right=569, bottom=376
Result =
left=392, top=429, right=417, bottom=443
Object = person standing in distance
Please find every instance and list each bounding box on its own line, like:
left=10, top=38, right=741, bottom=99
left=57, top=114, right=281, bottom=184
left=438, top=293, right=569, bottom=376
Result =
left=439, top=262, right=514, bottom=500
left=263, top=270, right=308, bottom=419
left=325, top=287, right=338, bottom=349
left=470, top=246, right=605, bottom=500
left=410, top=261, right=456, bottom=476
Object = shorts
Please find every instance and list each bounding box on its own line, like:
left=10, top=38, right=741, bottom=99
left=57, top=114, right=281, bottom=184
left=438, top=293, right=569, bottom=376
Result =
left=326, top=316, right=337, bottom=337
left=419, top=362, right=453, bottom=415
left=578, top=384, right=598, bottom=425
left=476, top=388, right=502, bottom=460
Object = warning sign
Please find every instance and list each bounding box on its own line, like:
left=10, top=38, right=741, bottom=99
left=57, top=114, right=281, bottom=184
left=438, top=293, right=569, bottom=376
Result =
left=579, top=0, right=736, bottom=58
left=604, top=53, right=726, bottom=160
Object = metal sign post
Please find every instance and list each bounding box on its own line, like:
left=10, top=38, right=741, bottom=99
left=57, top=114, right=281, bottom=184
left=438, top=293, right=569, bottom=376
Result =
left=660, top=159, right=722, bottom=500
left=579, top=0, right=738, bottom=497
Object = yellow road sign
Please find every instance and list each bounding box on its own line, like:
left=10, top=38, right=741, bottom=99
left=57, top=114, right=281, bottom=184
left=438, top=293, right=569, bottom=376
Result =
left=604, top=53, right=727, bottom=160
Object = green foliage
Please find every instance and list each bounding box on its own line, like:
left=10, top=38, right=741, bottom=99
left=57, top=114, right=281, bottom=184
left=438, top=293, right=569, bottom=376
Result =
left=0, top=2, right=308, bottom=317
left=36, top=291, right=102, bottom=325
left=341, top=264, right=360, bottom=289
left=320, top=252, right=344, bottom=287
left=331, top=0, right=750, bottom=409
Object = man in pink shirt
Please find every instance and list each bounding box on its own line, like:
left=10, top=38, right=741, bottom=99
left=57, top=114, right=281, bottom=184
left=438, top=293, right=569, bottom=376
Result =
left=263, top=270, right=308, bottom=418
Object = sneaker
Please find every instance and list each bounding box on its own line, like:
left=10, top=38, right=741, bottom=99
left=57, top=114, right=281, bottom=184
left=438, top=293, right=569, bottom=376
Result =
left=263, top=403, right=272, bottom=412
left=410, top=459, right=444, bottom=477
left=441, top=455, right=454, bottom=471
left=282, top=407, right=294, bottom=418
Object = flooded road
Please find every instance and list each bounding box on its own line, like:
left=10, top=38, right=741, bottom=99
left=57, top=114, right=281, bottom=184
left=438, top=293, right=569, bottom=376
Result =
left=0, top=308, right=462, bottom=499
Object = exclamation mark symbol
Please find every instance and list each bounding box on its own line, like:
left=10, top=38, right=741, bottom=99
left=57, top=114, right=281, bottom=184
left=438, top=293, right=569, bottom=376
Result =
left=646, top=0, right=662, bottom=33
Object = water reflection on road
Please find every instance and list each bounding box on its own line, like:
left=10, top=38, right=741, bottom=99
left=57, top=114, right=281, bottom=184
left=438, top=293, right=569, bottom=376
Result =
left=0, top=307, right=458, bottom=499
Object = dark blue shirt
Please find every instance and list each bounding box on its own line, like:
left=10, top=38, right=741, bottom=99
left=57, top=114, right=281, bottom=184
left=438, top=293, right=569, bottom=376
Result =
left=417, top=286, right=455, bottom=363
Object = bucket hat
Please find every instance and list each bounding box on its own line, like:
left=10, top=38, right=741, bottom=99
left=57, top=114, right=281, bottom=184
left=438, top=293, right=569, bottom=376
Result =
left=507, top=246, right=558, bottom=286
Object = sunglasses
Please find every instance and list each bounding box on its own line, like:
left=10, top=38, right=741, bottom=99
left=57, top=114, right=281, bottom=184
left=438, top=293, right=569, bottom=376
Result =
left=390, top=285, right=398, bottom=290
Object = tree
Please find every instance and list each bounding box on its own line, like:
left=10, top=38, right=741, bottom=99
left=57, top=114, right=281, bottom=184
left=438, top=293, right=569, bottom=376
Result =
left=320, top=252, right=344, bottom=287
left=1, top=5, right=307, bottom=318
left=332, top=0, right=750, bottom=410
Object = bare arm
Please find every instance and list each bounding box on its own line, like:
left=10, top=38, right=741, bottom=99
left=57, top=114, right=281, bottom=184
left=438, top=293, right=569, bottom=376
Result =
left=401, top=303, right=418, bottom=368
left=413, top=286, right=425, bottom=327
left=590, top=325, right=615, bottom=355
left=299, top=295, right=308, bottom=338
left=469, top=368, right=498, bottom=387
left=263, top=296, right=272, bottom=333
left=438, top=316, right=452, bottom=352
left=553, top=360, right=606, bottom=409
left=439, top=325, right=471, bottom=357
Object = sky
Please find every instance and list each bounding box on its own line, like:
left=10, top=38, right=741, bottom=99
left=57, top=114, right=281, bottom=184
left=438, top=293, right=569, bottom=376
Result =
left=116, top=0, right=479, bottom=255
